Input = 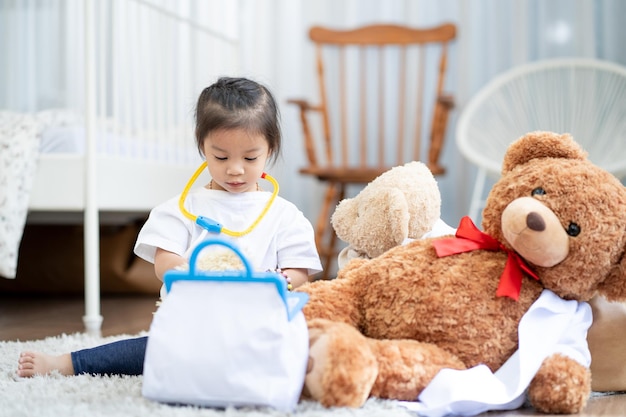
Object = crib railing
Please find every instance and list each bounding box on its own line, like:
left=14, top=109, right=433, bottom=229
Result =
left=81, top=0, right=240, bottom=334
left=84, top=0, right=239, bottom=164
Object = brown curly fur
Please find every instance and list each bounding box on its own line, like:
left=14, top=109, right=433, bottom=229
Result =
left=528, top=354, right=591, bottom=413
left=297, top=131, right=626, bottom=414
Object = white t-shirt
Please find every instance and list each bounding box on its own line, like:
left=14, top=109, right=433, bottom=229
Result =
left=134, top=187, right=322, bottom=276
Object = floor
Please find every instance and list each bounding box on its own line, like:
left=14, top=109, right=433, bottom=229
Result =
left=0, top=294, right=157, bottom=341
left=1, top=295, right=624, bottom=416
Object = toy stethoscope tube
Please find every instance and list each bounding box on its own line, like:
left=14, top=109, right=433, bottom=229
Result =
left=178, top=161, right=279, bottom=237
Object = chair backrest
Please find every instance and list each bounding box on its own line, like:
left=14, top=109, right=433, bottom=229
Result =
left=302, top=23, right=457, bottom=176
left=456, top=58, right=626, bottom=179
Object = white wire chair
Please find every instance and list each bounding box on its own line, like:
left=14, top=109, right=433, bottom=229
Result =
left=456, top=58, right=626, bottom=223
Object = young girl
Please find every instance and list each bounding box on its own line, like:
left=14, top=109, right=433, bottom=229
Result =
left=17, top=77, right=322, bottom=378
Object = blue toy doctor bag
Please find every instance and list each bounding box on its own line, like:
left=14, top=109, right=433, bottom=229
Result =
left=142, top=239, right=310, bottom=412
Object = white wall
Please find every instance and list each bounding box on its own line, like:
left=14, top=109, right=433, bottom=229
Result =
left=236, top=0, right=626, bottom=227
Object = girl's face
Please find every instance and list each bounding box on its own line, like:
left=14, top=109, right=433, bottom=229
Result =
left=203, top=128, right=270, bottom=193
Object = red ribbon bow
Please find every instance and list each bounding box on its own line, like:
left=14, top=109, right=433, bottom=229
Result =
left=432, top=216, right=539, bottom=301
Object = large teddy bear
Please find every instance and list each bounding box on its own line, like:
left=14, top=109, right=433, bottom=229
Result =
left=330, top=161, right=455, bottom=269
left=297, top=131, right=626, bottom=414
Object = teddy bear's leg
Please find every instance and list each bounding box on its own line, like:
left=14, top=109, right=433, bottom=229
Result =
left=302, top=318, right=378, bottom=408
left=368, top=338, right=466, bottom=401
left=527, top=353, right=591, bottom=414
left=302, top=319, right=466, bottom=408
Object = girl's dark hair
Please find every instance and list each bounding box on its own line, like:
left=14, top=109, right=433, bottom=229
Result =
left=195, top=77, right=281, bottom=163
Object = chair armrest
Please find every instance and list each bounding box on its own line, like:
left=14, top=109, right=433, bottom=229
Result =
left=287, top=99, right=322, bottom=167
left=437, top=93, right=455, bottom=109
left=428, top=93, right=455, bottom=175
left=287, top=98, right=322, bottom=113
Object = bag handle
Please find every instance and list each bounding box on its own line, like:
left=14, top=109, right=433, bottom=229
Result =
left=188, top=239, right=253, bottom=278
left=163, top=238, right=308, bottom=321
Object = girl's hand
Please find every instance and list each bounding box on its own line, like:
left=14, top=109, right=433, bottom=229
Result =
left=154, top=248, right=187, bottom=281
left=280, top=268, right=309, bottom=289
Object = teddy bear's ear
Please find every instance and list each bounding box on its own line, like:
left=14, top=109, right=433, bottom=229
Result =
left=501, top=131, right=588, bottom=175
left=596, top=249, right=626, bottom=302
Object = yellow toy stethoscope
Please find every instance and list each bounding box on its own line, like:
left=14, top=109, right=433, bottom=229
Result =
left=178, top=161, right=279, bottom=237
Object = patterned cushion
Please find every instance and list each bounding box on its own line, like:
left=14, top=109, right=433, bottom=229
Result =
left=0, top=111, right=40, bottom=278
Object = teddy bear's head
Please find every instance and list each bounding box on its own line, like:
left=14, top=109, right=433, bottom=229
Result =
left=330, top=161, right=441, bottom=259
left=481, top=131, right=626, bottom=301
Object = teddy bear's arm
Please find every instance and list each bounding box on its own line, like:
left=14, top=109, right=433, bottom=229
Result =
left=299, top=276, right=363, bottom=327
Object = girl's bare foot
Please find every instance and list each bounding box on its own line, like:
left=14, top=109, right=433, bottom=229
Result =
left=17, top=352, right=74, bottom=377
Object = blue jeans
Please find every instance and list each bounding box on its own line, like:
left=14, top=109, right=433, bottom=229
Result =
left=71, top=336, right=147, bottom=376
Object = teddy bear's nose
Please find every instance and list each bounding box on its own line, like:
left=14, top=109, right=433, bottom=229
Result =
left=526, top=212, right=545, bottom=231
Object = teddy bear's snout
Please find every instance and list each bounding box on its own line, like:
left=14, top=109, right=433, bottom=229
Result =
left=501, top=197, right=569, bottom=267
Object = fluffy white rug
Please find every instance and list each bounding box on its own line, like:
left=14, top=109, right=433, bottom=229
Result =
left=0, top=332, right=415, bottom=417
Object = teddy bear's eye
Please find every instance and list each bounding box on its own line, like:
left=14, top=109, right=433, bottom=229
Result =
left=531, top=187, right=546, bottom=196
left=566, top=222, right=581, bottom=237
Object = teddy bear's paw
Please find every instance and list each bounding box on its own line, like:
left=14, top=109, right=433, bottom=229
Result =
left=528, top=354, right=591, bottom=414
left=303, top=319, right=378, bottom=408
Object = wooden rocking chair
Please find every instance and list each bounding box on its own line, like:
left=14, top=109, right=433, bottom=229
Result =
left=288, top=23, right=457, bottom=279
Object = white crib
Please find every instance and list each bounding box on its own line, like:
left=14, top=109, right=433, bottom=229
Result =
left=3, top=0, right=239, bottom=335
